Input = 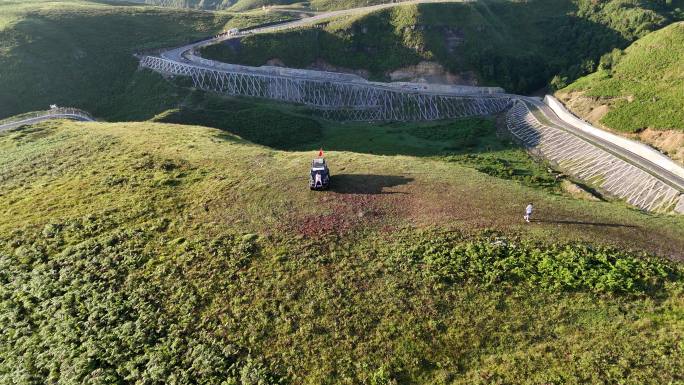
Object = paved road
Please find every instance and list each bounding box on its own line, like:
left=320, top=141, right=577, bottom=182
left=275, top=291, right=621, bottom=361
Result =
left=525, top=98, right=684, bottom=193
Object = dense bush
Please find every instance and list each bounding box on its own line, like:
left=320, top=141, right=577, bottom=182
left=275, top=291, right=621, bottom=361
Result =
left=157, top=101, right=323, bottom=149
left=0, top=221, right=282, bottom=385
left=1, top=214, right=682, bottom=384
left=392, top=232, right=679, bottom=294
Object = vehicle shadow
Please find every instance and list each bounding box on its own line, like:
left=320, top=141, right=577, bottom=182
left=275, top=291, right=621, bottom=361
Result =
left=329, top=174, right=413, bottom=194
left=532, top=219, right=638, bottom=228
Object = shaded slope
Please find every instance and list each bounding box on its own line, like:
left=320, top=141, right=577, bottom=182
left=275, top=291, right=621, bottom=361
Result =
left=0, top=0, right=232, bottom=120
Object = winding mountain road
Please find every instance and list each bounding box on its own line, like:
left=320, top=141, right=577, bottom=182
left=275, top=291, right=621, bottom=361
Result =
left=142, top=0, right=681, bottom=213
left=0, top=108, right=94, bottom=133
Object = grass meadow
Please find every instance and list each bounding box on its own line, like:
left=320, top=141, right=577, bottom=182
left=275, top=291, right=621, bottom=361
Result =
left=1, top=118, right=684, bottom=384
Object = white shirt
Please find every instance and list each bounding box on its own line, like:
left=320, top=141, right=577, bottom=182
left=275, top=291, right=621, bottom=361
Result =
left=526, top=204, right=533, bottom=214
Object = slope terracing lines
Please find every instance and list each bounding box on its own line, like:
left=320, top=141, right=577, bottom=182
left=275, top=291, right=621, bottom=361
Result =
left=140, top=56, right=511, bottom=121
left=137, top=0, right=684, bottom=214
left=507, top=101, right=684, bottom=213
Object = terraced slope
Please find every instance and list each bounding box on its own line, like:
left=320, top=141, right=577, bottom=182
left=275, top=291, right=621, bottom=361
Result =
left=507, top=101, right=684, bottom=213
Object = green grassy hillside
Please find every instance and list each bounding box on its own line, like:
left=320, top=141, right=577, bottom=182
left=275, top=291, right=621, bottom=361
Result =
left=201, top=0, right=682, bottom=93
left=1, top=118, right=684, bottom=384
left=152, top=93, right=559, bottom=191
left=0, top=0, right=235, bottom=120
left=2, top=1, right=684, bottom=383
left=558, top=22, right=684, bottom=133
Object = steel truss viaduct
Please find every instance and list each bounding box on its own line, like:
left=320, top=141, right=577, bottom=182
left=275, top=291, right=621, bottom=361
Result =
left=139, top=56, right=512, bottom=122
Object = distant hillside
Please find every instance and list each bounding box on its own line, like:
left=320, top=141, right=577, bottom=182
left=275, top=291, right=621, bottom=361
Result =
left=557, top=22, right=684, bottom=164
left=201, top=0, right=683, bottom=94
left=130, top=0, right=295, bottom=11
left=0, top=0, right=292, bottom=121
left=0, top=1, right=236, bottom=120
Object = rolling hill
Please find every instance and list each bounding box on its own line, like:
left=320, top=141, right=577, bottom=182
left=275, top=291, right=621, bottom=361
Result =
left=200, top=0, right=683, bottom=94
left=1, top=116, right=684, bottom=384
left=556, top=22, right=684, bottom=164
left=0, top=0, right=234, bottom=120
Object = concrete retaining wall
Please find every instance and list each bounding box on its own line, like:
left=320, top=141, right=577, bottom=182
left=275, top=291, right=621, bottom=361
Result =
left=544, top=95, right=684, bottom=180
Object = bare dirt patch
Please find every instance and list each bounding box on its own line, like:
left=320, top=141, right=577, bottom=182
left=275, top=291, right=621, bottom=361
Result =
left=556, top=91, right=612, bottom=128
left=293, top=191, right=404, bottom=237
left=290, top=174, right=414, bottom=237
left=635, top=128, right=684, bottom=166
left=586, top=104, right=610, bottom=123
left=388, top=61, right=478, bottom=85
left=265, top=58, right=286, bottom=67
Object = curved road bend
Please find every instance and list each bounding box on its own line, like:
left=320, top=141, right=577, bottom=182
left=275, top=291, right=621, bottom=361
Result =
left=523, top=99, right=684, bottom=193
left=0, top=110, right=94, bottom=133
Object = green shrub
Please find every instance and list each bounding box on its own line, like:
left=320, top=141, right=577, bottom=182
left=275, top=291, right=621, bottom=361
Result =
left=396, top=232, right=679, bottom=294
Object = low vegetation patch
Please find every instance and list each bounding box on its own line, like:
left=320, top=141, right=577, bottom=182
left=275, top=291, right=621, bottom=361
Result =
left=397, top=230, right=678, bottom=294
left=448, top=153, right=559, bottom=190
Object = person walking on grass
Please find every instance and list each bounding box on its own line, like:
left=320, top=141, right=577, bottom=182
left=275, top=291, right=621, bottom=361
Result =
left=524, top=203, right=534, bottom=223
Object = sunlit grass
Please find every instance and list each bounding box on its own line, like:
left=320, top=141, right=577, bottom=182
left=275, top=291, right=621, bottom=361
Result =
left=1, top=119, right=683, bottom=384
left=561, top=22, right=684, bottom=132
